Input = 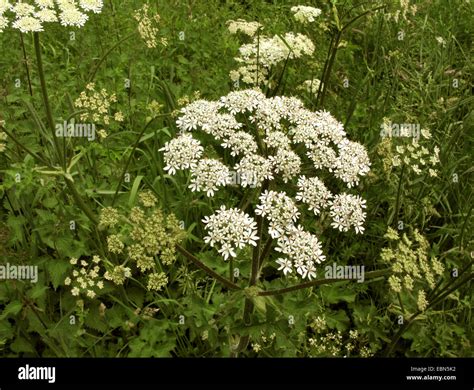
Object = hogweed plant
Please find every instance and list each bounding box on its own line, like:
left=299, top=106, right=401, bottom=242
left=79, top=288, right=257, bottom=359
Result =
left=63, top=191, right=185, bottom=300
left=160, top=88, right=377, bottom=353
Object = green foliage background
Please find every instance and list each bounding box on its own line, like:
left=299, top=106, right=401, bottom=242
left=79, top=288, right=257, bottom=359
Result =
left=0, top=0, right=472, bottom=357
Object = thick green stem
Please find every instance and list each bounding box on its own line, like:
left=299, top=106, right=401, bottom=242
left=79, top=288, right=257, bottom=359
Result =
left=258, top=268, right=392, bottom=296
left=176, top=245, right=240, bottom=291
left=34, top=32, right=99, bottom=226
left=65, top=178, right=98, bottom=225
left=390, top=163, right=405, bottom=226
left=19, top=32, right=33, bottom=96
left=234, top=181, right=268, bottom=355
left=33, top=32, right=63, bottom=167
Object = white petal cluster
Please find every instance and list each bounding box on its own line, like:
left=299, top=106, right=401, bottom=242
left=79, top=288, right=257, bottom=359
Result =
left=232, top=32, right=315, bottom=86
left=264, top=130, right=291, bottom=150
left=276, top=225, right=326, bottom=280
left=221, top=131, right=258, bottom=157
left=291, top=6, right=322, bottom=24
left=299, top=78, right=322, bottom=94
left=159, top=89, right=370, bottom=277
left=202, top=206, right=259, bottom=260
left=189, top=159, right=232, bottom=197
left=255, top=190, right=299, bottom=238
left=307, top=144, right=337, bottom=170
left=296, top=176, right=332, bottom=215
left=220, top=89, right=265, bottom=114
left=160, top=133, right=204, bottom=175
left=176, top=99, right=241, bottom=138
left=0, top=0, right=103, bottom=32
left=12, top=15, right=43, bottom=32
left=226, top=19, right=262, bottom=37
left=269, top=148, right=301, bottom=183
left=329, top=194, right=367, bottom=234
left=234, top=154, right=273, bottom=188
left=333, top=140, right=371, bottom=187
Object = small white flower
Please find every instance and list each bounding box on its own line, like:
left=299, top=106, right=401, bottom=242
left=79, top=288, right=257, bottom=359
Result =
left=291, top=6, right=322, bottom=24
left=189, top=158, right=232, bottom=197
left=276, top=258, right=293, bottom=275
left=203, top=206, right=258, bottom=260
left=329, top=194, right=367, bottom=234
left=160, top=133, right=204, bottom=175
left=12, top=16, right=44, bottom=33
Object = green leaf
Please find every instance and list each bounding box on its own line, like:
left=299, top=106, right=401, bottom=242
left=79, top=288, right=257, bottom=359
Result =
left=45, top=260, right=70, bottom=290
left=321, top=284, right=357, bottom=304
left=0, top=301, right=23, bottom=319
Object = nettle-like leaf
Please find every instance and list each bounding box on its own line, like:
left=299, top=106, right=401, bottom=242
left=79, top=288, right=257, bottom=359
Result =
left=45, top=259, right=71, bottom=290
left=128, top=321, right=176, bottom=357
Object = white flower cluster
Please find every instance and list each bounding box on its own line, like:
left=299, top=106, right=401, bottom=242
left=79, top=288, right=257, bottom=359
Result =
left=291, top=5, right=322, bottom=24
left=296, top=176, right=332, bottom=215
left=275, top=226, right=325, bottom=280
left=378, top=122, right=440, bottom=177
left=202, top=206, right=259, bottom=260
left=333, top=140, right=371, bottom=188
left=159, top=133, right=204, bottom=174
left=329, top=194, right=367, bottom=234
left=65, top=255, right=104, bottom=299
left=230, top=32, right=315, bottom=86
left=256, top=190, right=300, bottom=238
left=189, top=159, right=232, bottom=197
left=160, top=89, right=371, bottom=279
left=392, top=140, right=440, bottom=177
left=226, top=19, right=262, bottom=37
left=298, top=78, right=322, bottom=94
left=0, top=0, right=103, bottom=33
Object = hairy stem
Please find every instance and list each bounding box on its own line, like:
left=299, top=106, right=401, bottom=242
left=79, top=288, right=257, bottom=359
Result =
left=176, top=244, right=240, bottom=291
left=258, top=268, right=392, bottom=296
left=33, top=32, right=63, bottom=167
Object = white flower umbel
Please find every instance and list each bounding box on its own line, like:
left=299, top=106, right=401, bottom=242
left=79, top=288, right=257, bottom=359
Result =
left=291, top=6, right=322, bottom=24
left=160, top=89, right=370, bottom=279
left=202, top=206, right=259, bottom=260
left=221, top=131, right=258, bottom=157
left=269, top=148, right=301, bottom=183
left=296, top=175, right=332, bottom=215
left=0, top=0, right=103, bottom=32
left=160, top=133, right=204, bottom=174
left=275, top=225, right=325, bottom=280
left=256, top=190, right=300, bottom=238
left=333, top=140, right=371, bottom=188
left=189, top=158, right=232, bottom=197
left=329, top=194, right=367, bottom=234
left=234, top=154, right=274, bottom=188
left=232, top=32, right=315, bottom=86
left=226, top=19, right=262, bottom=37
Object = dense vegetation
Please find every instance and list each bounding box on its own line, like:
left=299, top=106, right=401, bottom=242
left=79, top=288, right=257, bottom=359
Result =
left=0, top=0, right=472, bottom=357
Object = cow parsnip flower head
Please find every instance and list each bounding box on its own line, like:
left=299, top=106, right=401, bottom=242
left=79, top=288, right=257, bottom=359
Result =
left=378, top=119, right=440, bottom=177
left=160, top=89, right=371, bottom=280
left=77, top=192, right=186, bottom=297
left=231, top=32, right=315, bottom=86
left=65, top=255, right=104, bottom=299
left=381, top=227, right=444, bottom=312
left=298, top=78, right=322, bottom=95
left=291, top=5, right=322, bottom=24
left=0, top=0, right=103, bottom=32
left=133, top=3, right=162, bottom=48
left=74, top=83, right=123, bottom=126
left=226, top=19, right=262, bottom=37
